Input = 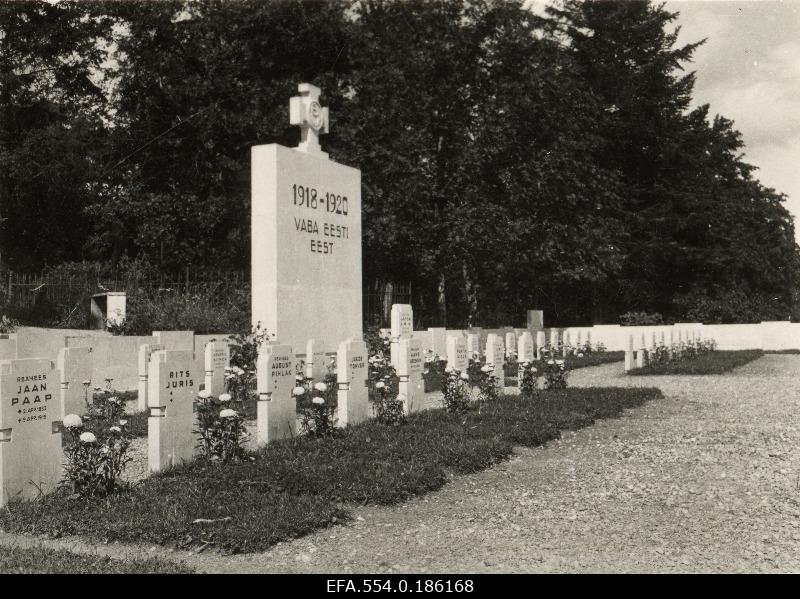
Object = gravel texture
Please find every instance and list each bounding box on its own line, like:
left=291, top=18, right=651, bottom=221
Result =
left=6, top=354, right=798, bottom=573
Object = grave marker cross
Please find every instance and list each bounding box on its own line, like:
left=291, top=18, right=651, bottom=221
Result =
left=289, top=83, right=329, bottom=158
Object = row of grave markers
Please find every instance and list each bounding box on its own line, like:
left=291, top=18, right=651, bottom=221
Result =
left=0, top=305, right=556, bottom=507
left=623, top=328, right=704, bottom=371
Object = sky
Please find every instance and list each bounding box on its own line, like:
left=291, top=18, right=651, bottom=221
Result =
left=667, top=1, right=800, bottom=240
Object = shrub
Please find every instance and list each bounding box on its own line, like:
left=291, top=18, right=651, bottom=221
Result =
left=518, top=361, right=540, bottom=400
left=61, top=414, right=132, bottom=498
left=296, top=369, right=338, bottom=437
left=195, top=390, right=249, bottom=462
left=371, top=380, right=405, bottom=425
left=0, top=314, right=19, bottom=333
left=440, top=368, right=471, bottom=414
left=620, top=312, right=664, bottom=326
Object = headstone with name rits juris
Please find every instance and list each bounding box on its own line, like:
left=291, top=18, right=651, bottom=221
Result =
left=147, top=350, right=197, bottom=473
left=0, top=358, right=62, bottom=507
left=256, top=344, right=297, bottom=444
left=336, top=338, right=369, bottom=427
left=251, top=83, right=362, bottom=351
left=396, top=337, right=425, bottom=414
left=389, top=304, right=413, bottom=370
left=446, top=336, right=468, bottom=372
left=57, top=346, right=92, bottom=419
left=137, top=343, right=164, bottom=412
left=203, top=340, right=230, bottom=397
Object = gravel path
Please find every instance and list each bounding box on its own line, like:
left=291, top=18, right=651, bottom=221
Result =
left=8, top=355, right=799, bottom=572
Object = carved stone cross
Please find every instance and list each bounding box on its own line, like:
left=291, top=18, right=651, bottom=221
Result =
left=289, top=83, right=329, bottom=159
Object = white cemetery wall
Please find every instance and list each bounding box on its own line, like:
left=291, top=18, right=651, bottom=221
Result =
left=0, top=358, right=62, bottom=507
left=0, top=334, right=16, bottom=361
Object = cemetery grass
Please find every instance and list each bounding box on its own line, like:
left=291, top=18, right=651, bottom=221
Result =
left=0, top=544, right=194, bottom=573
left=627, top=350, right=763, bottom=375
left=0, top=387, right=662, bottom=554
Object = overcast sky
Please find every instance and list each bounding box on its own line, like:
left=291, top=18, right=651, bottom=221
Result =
left=668, top=1, right=800, bottom=240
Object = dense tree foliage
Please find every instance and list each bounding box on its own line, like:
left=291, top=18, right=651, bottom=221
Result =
left=1, top=0, right=798, bottom=325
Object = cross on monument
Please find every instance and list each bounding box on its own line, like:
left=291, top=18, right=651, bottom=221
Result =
left=289, top=82, right=329, bottom=159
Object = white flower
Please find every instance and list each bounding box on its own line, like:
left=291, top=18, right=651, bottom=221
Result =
left=480, top=365, right=491, bottom=372
left=93, top=386, right=102, bottom=391
left=314, top=382, right=327, bottom=392
left=109, top=426, right=121, bottom=434
left=218, top=393, right=232, bottom=402
left=547, top=360, right=555, bottom=365
left=224, top=366, right=232, bottom=371
left=100, top=446, right=110, bottom=455
left=198, top=390, right=211, bottom=399
left=79, top=432, right=97, bottom=444
left=108, top=396, right=119, bottom=404
left=312, top=396, right=325, bottom=405
left=577, top=353, right=584, bottom=358
left=445, top=366, right=454, bottom=373
left=531, top=367, right=537, bottom=373
left=233, top=367, right=245, bottom=376
left=556, top=359, right=564, bottom=365
left=219, top=409, right=238, bottom=419
left=63, top=414, right=82, bottom=429
left=82, top=380, right=91, bottom=386
left=292, top=386, right=306, bottom=396
left=295, top=374, right=304, bottom=381
left=522, top=362, right=529, bottom=367
left=119, top=419, right=128, bottom=426
left=375, top=382, right=385, bottom=389
left=460, top=372, right=469, bottom=381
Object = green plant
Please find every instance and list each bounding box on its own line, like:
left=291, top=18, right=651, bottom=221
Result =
left=519, top=361, right=539, bottom=400
left=475, top=363, right=499, bottom=405
left=371, top=379, right=405, bottom=425
left=0, top=315, right=19, bottom=333
left=440, top=367, right=471, bottom=414
left=296, top=368, right=338, bottom=437
left=540, top=348, right=569, bottom=389
left=61, top=414, right=132, bottom=498
left=195, top=390, right=249, bottom=462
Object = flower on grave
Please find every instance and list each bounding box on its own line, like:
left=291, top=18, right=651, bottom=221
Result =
left=100, top=446, right=110, bottom=455
left=79, top=431, right=97, bottom=444
left=312, top=396, right=325, bottom=405
left=375, top=382, right=385, bottom=389
left=460, top=372, right=469, bottom=381
left=219, top=409, right=238, bottom=419
left=82, top=380, right=91, bottom=386
left=547, top=360, right=555, bottom=365
left=63, top=414, right=83, bottom=429
left=109, top=426, right=121, bottom=434
left=295, top=374, right=304, bottom=381
left=198, top=390, right=212, bottom=399
left=107, top=396, right=119, bottom=404
left=577, top=353, right=584, bottom=358
left=445, top=366, right=454, bottom=373
left=480, top=364, right=492, bottom=372
left=313, top=382, right=327, bottom=392
left=556, top=359, right=564, bottom=365
left=218, top=393, right=232, bottom=402
left=233, top=367, right=245, bottom=376
left=93, top=386, right=102, bottom=392
left=119, top=419, right=128, bottom=426
left=224, top=366, right=232, bottom=371
left=292, top=386, right=306, bottom=396
left=522, top=362, right=529, bottom=367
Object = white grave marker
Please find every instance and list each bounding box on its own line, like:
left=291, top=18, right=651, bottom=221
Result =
left=0, top=358, right=62, bottom=507
left=256, top=344, right=297, bottom=444
left=252, top=83, right=362, bottom=350
left=505, top=332, right=517, bottom=358
left=147, top=350, right=197, bottom=472
left=337, top=339, right=369, bottom=427
left=467, top=333, right=481, bottom=360
left=536, top=331, right=546, bottom=360
left=203, top=340, right=230, bottom=397
left=56, top=346, right=91, bottom=419
left=137, top=343, right=164, bottom=412
left=397, top=338, right=425, bottom=414
left=486, top=334, right=505, bottom=390
left=305, top=338, right=327, bottom=381
left=518, top=332, right=534, bottom=363
left=446, top=336, right=468, bottom=372
left=390, top=304, right=413, bottom=369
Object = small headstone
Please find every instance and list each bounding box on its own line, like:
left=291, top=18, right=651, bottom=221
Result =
left=255, top=344, right=296, bottom=444
left=536, top=331, right=546, bottom=360
left=505, top=332, right=517, bottom=359
left=466, top=333, right=482, bottom=360
left=147, top=350, right=197, bottom=473
left=390, top=304, right=413, bottom=369
left=396, top=338, right=425, bottom=414
left=137, top=343, right=164, bottom=412
left=336, top=338, right=369, bottom=427
left=0, top=358, right=62, bottom=507
left=203, top=340, right=230, bottom=397
left=56, top=346, right=92, bottom=419
left=428, top=328, right=447, bottom=358
left=624, top=334, right=634, bottom=372
left=305, top=338, right=327, bottom=381
left=518, top=332, right=534, bottom=363
left=549, top=329, right=559, bottom=349
left=485, top=334, right=505, bottom=390
left=446, top=336, right=468, bottom=372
